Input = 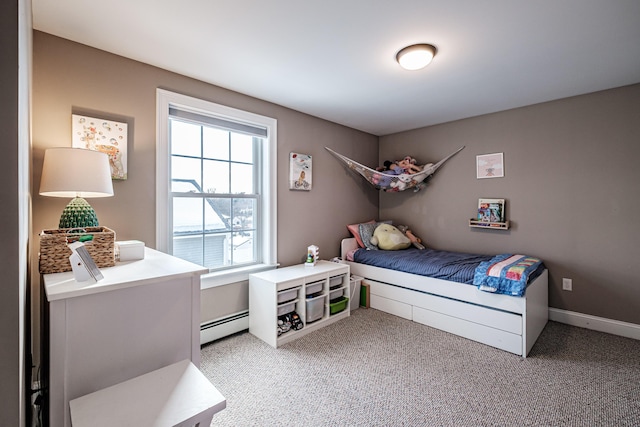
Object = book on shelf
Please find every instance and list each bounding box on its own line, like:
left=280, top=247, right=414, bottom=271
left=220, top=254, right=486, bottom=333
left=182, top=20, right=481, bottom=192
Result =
left=477, top=198, right=505, bottom=223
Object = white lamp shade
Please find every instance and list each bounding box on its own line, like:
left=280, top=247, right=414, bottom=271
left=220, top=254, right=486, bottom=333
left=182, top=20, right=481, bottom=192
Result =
left=39, top=148, right=114, bottom=198
left=396, top=44, right=437, bottom=71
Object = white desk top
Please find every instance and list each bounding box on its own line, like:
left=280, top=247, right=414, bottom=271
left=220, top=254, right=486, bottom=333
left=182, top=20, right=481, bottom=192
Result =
left=44, top=248, right=208, bottom=302
left=249, top=260, right=348, bottom=283
left=69, top=359, right=226, bottom=427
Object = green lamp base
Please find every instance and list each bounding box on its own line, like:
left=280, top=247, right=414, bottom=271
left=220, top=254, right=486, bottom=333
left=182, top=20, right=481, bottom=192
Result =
left=59, top=197, right=100, bottom=229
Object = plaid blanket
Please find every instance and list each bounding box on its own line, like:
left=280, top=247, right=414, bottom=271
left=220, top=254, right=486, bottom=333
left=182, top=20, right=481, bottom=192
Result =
left=473, top=254, right=543, bottom=297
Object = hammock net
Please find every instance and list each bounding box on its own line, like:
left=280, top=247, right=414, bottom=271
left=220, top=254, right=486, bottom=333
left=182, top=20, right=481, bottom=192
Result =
left=325, top=146, right=465, bottom=192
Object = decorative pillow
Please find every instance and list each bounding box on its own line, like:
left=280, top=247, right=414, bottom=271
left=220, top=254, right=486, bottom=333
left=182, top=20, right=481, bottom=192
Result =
left=358, top=220, right=393, bottom=250
left=359, top=222, right=380, bottom=250
left=347, top=220, right=375, bottom=248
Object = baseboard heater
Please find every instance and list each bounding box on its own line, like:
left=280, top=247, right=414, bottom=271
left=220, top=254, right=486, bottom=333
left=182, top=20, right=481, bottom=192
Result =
left=200, top=310, right=249, bottom=345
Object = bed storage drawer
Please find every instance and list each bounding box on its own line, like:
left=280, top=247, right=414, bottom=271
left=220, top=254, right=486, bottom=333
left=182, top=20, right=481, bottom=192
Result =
left=412, top=306, right=523, bottom=355
left=366, top=278, right=522, bottom=335
left=370, top=294, right=412, bottom=320
left=409, top=289, right=522, bottom=335
left=366, top=280, right=411, bottom=320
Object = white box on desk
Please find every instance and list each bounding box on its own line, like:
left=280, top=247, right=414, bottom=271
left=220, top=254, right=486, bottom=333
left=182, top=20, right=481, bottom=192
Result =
left=116, top=240, right=145, bottom=261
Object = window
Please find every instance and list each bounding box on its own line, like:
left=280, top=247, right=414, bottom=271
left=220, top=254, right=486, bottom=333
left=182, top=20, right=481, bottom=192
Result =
left=157, top=90, right=277, bottom=284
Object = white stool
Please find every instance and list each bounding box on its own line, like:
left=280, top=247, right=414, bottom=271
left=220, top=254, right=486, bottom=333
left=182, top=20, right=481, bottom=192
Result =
left=69, top=360, right=226, bottom=427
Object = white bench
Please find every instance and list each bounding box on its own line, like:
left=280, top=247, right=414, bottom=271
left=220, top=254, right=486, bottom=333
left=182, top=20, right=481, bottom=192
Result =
left=69, top=360, right=226, bottom=427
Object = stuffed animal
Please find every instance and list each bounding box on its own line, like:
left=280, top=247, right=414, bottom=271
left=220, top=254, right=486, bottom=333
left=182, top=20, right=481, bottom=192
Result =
left=396, top=225, right=425, bottom=250
left=388, top=173, right=414, bottom=191
left=373, top=161, right=403, bottom=189
left=369, top=224, right=411, bottom=250
left=398, top=174, right=414, bottom=189
left=397, top=156, right=423, bottom=174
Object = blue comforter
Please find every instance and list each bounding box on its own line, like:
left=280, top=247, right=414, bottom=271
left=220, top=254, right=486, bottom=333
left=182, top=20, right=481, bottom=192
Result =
left=473, top=254, right=543, bottom=297
left=352, top=248, right=545, bottom=295
left=353, top=247, right=493, bottom=285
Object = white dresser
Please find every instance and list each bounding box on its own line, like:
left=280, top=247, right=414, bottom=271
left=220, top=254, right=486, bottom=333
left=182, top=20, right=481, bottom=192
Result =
left=42, top=248, right=207, bottom=427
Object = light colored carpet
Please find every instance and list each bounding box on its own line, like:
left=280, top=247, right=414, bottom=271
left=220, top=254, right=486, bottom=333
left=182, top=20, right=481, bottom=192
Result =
left=200, top=308, right=640, bottom=426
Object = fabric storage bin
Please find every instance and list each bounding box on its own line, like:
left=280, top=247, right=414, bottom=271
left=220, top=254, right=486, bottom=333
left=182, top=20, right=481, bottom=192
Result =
left=330, top=288, right=344, bottom=301
left=305, top=280, right=324, bottom=296
left=349, top=275, right=363, bottom=311
left=277, top=287, right=299, bottom=303
left=277, top=301, right=297, bottom=316
left=329, top=274, right=345, bottom=289
left=329, top=297, right=349, bottom=315
left=305, top=294, right=325, bottom=323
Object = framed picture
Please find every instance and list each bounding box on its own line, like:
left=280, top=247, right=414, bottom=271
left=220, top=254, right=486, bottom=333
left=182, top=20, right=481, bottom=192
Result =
left=72, top=113, right=128, bottom=180
left=476, top=152, right=504, bottom=179
left=289, top=152, right=312, bottom=191
left=477, top=198, right=505, bottom=223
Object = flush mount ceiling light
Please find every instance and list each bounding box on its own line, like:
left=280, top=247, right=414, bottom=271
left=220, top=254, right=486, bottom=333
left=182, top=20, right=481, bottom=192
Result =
left=396, top=43, right=437, bottom=71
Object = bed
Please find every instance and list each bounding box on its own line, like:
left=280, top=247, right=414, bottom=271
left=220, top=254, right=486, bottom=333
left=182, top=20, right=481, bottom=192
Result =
left=341, top=238, right=548, bottom=357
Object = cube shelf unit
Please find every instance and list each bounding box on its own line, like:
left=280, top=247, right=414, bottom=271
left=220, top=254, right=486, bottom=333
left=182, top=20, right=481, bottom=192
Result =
left=249, top=260, right=350, bottom=348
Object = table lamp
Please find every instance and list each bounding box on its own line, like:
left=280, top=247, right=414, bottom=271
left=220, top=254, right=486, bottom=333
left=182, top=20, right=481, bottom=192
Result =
left=39, top=147, right=114, bottom=229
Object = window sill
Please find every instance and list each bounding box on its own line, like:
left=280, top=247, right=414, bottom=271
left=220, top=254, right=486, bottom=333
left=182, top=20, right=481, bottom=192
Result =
left=200, top=263, right=278, bottom=290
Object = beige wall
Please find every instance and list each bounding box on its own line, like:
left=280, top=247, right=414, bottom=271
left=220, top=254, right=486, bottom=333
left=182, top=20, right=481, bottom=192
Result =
left=31, top=30, right=639, bottom=360
left=31, top=31, right=378, bottom=356
left=380, top=84, right=640, bottom=325
left=32, top=31, right=378, bottom=263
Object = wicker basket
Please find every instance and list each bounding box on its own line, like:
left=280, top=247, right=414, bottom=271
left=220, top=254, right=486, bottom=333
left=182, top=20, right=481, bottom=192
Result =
left=39, top=226, right=116, bottom=274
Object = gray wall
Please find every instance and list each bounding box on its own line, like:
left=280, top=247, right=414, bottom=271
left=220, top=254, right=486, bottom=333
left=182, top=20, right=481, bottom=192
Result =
left=380, top=84, right=640, bottom=325
left=30, top=30, right=639, bottom=375
left=31, top=31, right=378, bottom=357
left=1, top=0, right=30, bottom=426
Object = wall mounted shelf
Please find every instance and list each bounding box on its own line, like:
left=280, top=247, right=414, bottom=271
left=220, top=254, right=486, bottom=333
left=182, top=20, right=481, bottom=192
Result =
left=469, top=219, right=510, bottom=230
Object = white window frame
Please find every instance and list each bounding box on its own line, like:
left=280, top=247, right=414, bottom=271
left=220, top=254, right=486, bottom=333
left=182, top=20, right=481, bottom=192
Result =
left=156, top=89, right=277, bottom=288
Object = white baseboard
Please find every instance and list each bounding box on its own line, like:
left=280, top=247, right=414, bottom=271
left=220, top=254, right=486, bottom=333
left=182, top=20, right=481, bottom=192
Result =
left=200, top=310, right=249, bottom=345
left=549, top=308, right=640, bottom=340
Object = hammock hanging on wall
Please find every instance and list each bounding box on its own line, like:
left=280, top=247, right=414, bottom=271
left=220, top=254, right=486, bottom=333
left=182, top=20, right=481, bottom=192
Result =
left=325, top=145, right=465, bottom=192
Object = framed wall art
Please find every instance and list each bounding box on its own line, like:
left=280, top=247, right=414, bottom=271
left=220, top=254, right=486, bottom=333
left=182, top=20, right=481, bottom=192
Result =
left=289, top=152, right=312, bottom=191
left=476, top=152, right=504, bottom=179
left=72, top=113, right=128, bottom=180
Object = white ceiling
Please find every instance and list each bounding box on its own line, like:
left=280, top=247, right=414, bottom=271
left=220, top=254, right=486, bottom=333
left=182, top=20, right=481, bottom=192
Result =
left=32, top=0, right=640, bottom=136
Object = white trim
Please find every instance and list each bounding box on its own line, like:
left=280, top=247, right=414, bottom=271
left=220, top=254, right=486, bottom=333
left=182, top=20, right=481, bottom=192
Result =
left=200, top=263, right=278, bottom=290
left=549, top=308, right=640, bottom=341
left=156, top=89, right=171, bottom=253
left=200, top=310, right=249, bottom=345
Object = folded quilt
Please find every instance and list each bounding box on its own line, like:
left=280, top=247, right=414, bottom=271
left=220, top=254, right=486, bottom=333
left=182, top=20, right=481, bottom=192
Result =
left=473, top=254, right=543, bottom=296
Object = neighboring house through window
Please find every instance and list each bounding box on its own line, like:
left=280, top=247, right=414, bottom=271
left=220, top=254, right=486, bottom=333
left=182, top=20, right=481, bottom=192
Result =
left=156, top=89, right=277, bottom=286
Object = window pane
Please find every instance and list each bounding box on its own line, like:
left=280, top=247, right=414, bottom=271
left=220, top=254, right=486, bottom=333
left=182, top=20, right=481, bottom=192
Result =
left=203, top=127, right=229, bottom=160
left=230, top=133, right=253, bottom=163
left=173, top=198, right=203, bottom=234
left=203, top=159, right=229, bottom=193
left=231, top=163, right=254, bottom=194
left=173, top=234, right=203, bottom=266
left=205, top=198, right=230, bottom=232
left=171, top=120, right=201, bottom=157
left=232, top=198, right=256, bottom=234
left=204, top=233, right=228, bottom=268
left=232, top=230, right=254, bottom=264
left=171, top=156, right=202, bottom=191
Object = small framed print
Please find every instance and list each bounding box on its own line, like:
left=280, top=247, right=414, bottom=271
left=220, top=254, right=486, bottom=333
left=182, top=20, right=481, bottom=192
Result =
left=72, top=113, right=128, bottom=180
left=289, top=152, right=312, bottom=191
left=476, top=153, right=504, bottom=179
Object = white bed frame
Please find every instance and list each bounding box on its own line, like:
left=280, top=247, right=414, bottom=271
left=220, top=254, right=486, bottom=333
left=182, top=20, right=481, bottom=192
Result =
left=341, top=238, right=548, bottom=357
